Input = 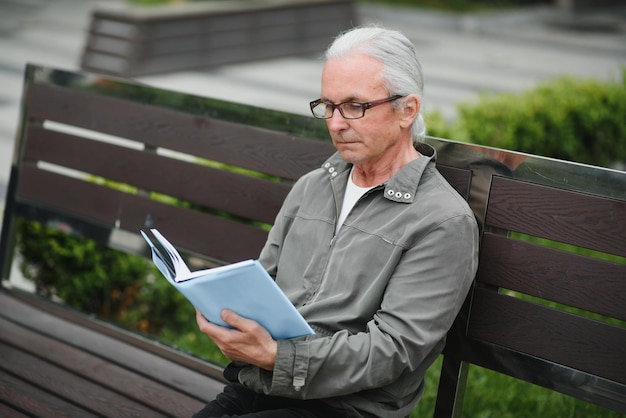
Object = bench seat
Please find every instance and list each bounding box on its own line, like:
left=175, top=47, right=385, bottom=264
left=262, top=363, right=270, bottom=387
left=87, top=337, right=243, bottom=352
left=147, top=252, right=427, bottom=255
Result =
left=0, top=287, right=226, bottom=417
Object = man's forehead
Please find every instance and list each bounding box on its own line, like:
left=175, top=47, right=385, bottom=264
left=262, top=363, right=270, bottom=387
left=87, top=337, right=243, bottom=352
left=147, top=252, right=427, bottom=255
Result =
left=321, top=56, right=386, bottom=101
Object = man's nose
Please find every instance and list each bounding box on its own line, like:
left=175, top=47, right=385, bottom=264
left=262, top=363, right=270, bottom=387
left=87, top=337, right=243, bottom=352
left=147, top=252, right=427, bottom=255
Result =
left=326, top=108, right=348, bottom=129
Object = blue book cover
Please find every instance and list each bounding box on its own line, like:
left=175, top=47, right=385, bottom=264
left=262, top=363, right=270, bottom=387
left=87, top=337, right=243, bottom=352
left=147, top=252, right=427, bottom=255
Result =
left=141, top=229, right=313, bottom=340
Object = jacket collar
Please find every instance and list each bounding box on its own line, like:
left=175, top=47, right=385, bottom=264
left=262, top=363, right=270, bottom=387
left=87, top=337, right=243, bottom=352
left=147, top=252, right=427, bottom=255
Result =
left=321, top=142, right=437, bottom=204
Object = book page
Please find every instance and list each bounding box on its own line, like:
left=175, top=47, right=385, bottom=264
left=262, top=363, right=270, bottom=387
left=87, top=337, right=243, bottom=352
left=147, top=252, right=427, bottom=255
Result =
left=150, top=229, right=191, bottom=281
left=140, top=230, right=175, bottom=281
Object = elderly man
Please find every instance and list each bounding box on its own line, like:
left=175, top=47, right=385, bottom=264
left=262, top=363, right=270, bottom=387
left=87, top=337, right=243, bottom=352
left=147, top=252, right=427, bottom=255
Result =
left=194, top=25, right=479, bottom=418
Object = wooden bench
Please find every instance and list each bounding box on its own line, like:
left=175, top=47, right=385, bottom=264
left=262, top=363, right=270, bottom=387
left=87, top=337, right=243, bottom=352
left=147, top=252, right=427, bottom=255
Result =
left=1, top=64, right=624, bottom=417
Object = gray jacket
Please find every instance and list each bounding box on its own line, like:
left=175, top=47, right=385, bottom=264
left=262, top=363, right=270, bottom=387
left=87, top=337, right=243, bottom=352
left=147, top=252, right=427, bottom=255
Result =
left=239, top=143, right=479, bottom=417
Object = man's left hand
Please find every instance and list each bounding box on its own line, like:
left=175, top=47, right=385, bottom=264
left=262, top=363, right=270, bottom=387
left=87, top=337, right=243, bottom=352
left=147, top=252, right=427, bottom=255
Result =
left=195, top=308, right=278, bottom=371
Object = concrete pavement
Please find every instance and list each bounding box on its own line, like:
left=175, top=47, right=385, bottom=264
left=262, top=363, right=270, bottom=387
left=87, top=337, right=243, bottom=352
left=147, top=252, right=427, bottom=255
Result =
left=1, top=0, right=625, bottom=215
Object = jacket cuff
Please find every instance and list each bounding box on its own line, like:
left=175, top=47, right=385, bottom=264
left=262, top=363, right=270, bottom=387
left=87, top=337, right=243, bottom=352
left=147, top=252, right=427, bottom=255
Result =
left=238, top=340, right=310, bottom=397
left=271, top=340, right=310, bottom=396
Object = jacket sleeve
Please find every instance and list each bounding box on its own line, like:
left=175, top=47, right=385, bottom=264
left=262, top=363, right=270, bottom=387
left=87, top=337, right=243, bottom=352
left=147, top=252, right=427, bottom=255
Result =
left=242, top=209, right=479, bottom=399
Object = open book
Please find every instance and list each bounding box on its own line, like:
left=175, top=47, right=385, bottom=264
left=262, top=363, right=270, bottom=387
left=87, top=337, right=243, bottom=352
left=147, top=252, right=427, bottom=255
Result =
left=140, top=229, right=314, bottom=340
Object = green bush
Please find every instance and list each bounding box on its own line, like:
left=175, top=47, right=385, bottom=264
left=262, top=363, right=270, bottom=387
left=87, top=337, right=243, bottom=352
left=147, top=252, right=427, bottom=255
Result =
left=428, top=71, right=626, bottom=168
left=17, top=220, right=150, bottom=318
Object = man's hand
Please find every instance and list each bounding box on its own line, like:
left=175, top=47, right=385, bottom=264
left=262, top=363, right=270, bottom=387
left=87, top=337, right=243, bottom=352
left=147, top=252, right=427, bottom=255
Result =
left=195, top=309, right=278, bottom=371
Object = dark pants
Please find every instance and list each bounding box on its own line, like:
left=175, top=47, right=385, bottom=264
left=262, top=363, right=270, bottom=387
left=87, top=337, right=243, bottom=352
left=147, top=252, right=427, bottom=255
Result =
left=192, top=383, right=348, bottom=418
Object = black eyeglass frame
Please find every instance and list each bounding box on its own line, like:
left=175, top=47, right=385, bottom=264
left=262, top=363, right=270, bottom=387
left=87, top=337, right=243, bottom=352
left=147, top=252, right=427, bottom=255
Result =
left=309, top=95, right=406, bottom=120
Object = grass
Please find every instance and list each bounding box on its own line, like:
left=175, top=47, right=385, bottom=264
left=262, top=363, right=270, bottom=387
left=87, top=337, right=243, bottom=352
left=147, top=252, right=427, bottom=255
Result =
left=411, top=357, right=625, bottom=417
left=447, top=366, right=624, bottom=418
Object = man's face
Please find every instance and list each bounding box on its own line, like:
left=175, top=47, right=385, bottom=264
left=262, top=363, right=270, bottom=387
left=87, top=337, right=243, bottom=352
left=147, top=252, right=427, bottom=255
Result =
left=320, top=53, right=406, bottom=168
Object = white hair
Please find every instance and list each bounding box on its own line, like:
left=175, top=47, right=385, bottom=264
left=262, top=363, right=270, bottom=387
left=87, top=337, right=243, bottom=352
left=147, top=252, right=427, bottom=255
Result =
left=325, top=25, right=426, bottom=142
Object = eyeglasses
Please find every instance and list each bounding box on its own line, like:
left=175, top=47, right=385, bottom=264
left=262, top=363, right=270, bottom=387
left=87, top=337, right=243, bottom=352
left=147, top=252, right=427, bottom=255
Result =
left=309, top=95, right=405, bottom=120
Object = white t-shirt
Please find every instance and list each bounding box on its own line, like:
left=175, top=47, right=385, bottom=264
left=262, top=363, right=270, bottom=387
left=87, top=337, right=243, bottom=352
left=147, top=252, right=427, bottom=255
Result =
left=336, top=168, right=375, bottom=234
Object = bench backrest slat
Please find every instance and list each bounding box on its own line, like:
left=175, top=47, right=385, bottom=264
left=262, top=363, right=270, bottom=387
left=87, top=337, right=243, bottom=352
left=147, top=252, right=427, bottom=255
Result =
left=118, top=194, right=271, bottom=262
left=478, top=233, right=626, bottom=321
left=435, top=165, right=471, bottom=201
left=17, top=164, right=124, bottom=229
left=28, top=83, right=335, bottom=181
left=469, top=286, right=626, bottom=384
left=24, top=126, right=293, bottom=224
left=16, top=164, right=272, bottom=262
left=485, top=176, right=626, bottom=257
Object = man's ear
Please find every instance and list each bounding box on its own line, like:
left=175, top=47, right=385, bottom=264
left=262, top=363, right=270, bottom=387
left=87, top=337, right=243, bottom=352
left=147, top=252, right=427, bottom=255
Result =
left=399, top=94, right=420, bottom=127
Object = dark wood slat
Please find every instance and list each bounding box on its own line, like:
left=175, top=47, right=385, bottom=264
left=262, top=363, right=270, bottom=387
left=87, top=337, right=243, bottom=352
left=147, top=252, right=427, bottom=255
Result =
left=0, top=371, right=98, bottom=418
left=0, top=341, right=170, bottom=418
left=28, top=84, right=334, bottom=180
left=17, top=164, right=122, bottom=229
left=437, top=164, right=471, bottom=201
left=468, top=287, right=626, bottom=385
left=0, top=318, right=204, bottom=417
left=485, top=176, right=626, bottom=257
left=0, top=402, right=30, bottom=418
left=477, top=233, right=626, bottom=321
left=16, top=167, right=269, bottom=262
left=118, top=193, right=270, bottom=263
left=24, top=126, right=291, bottom=224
